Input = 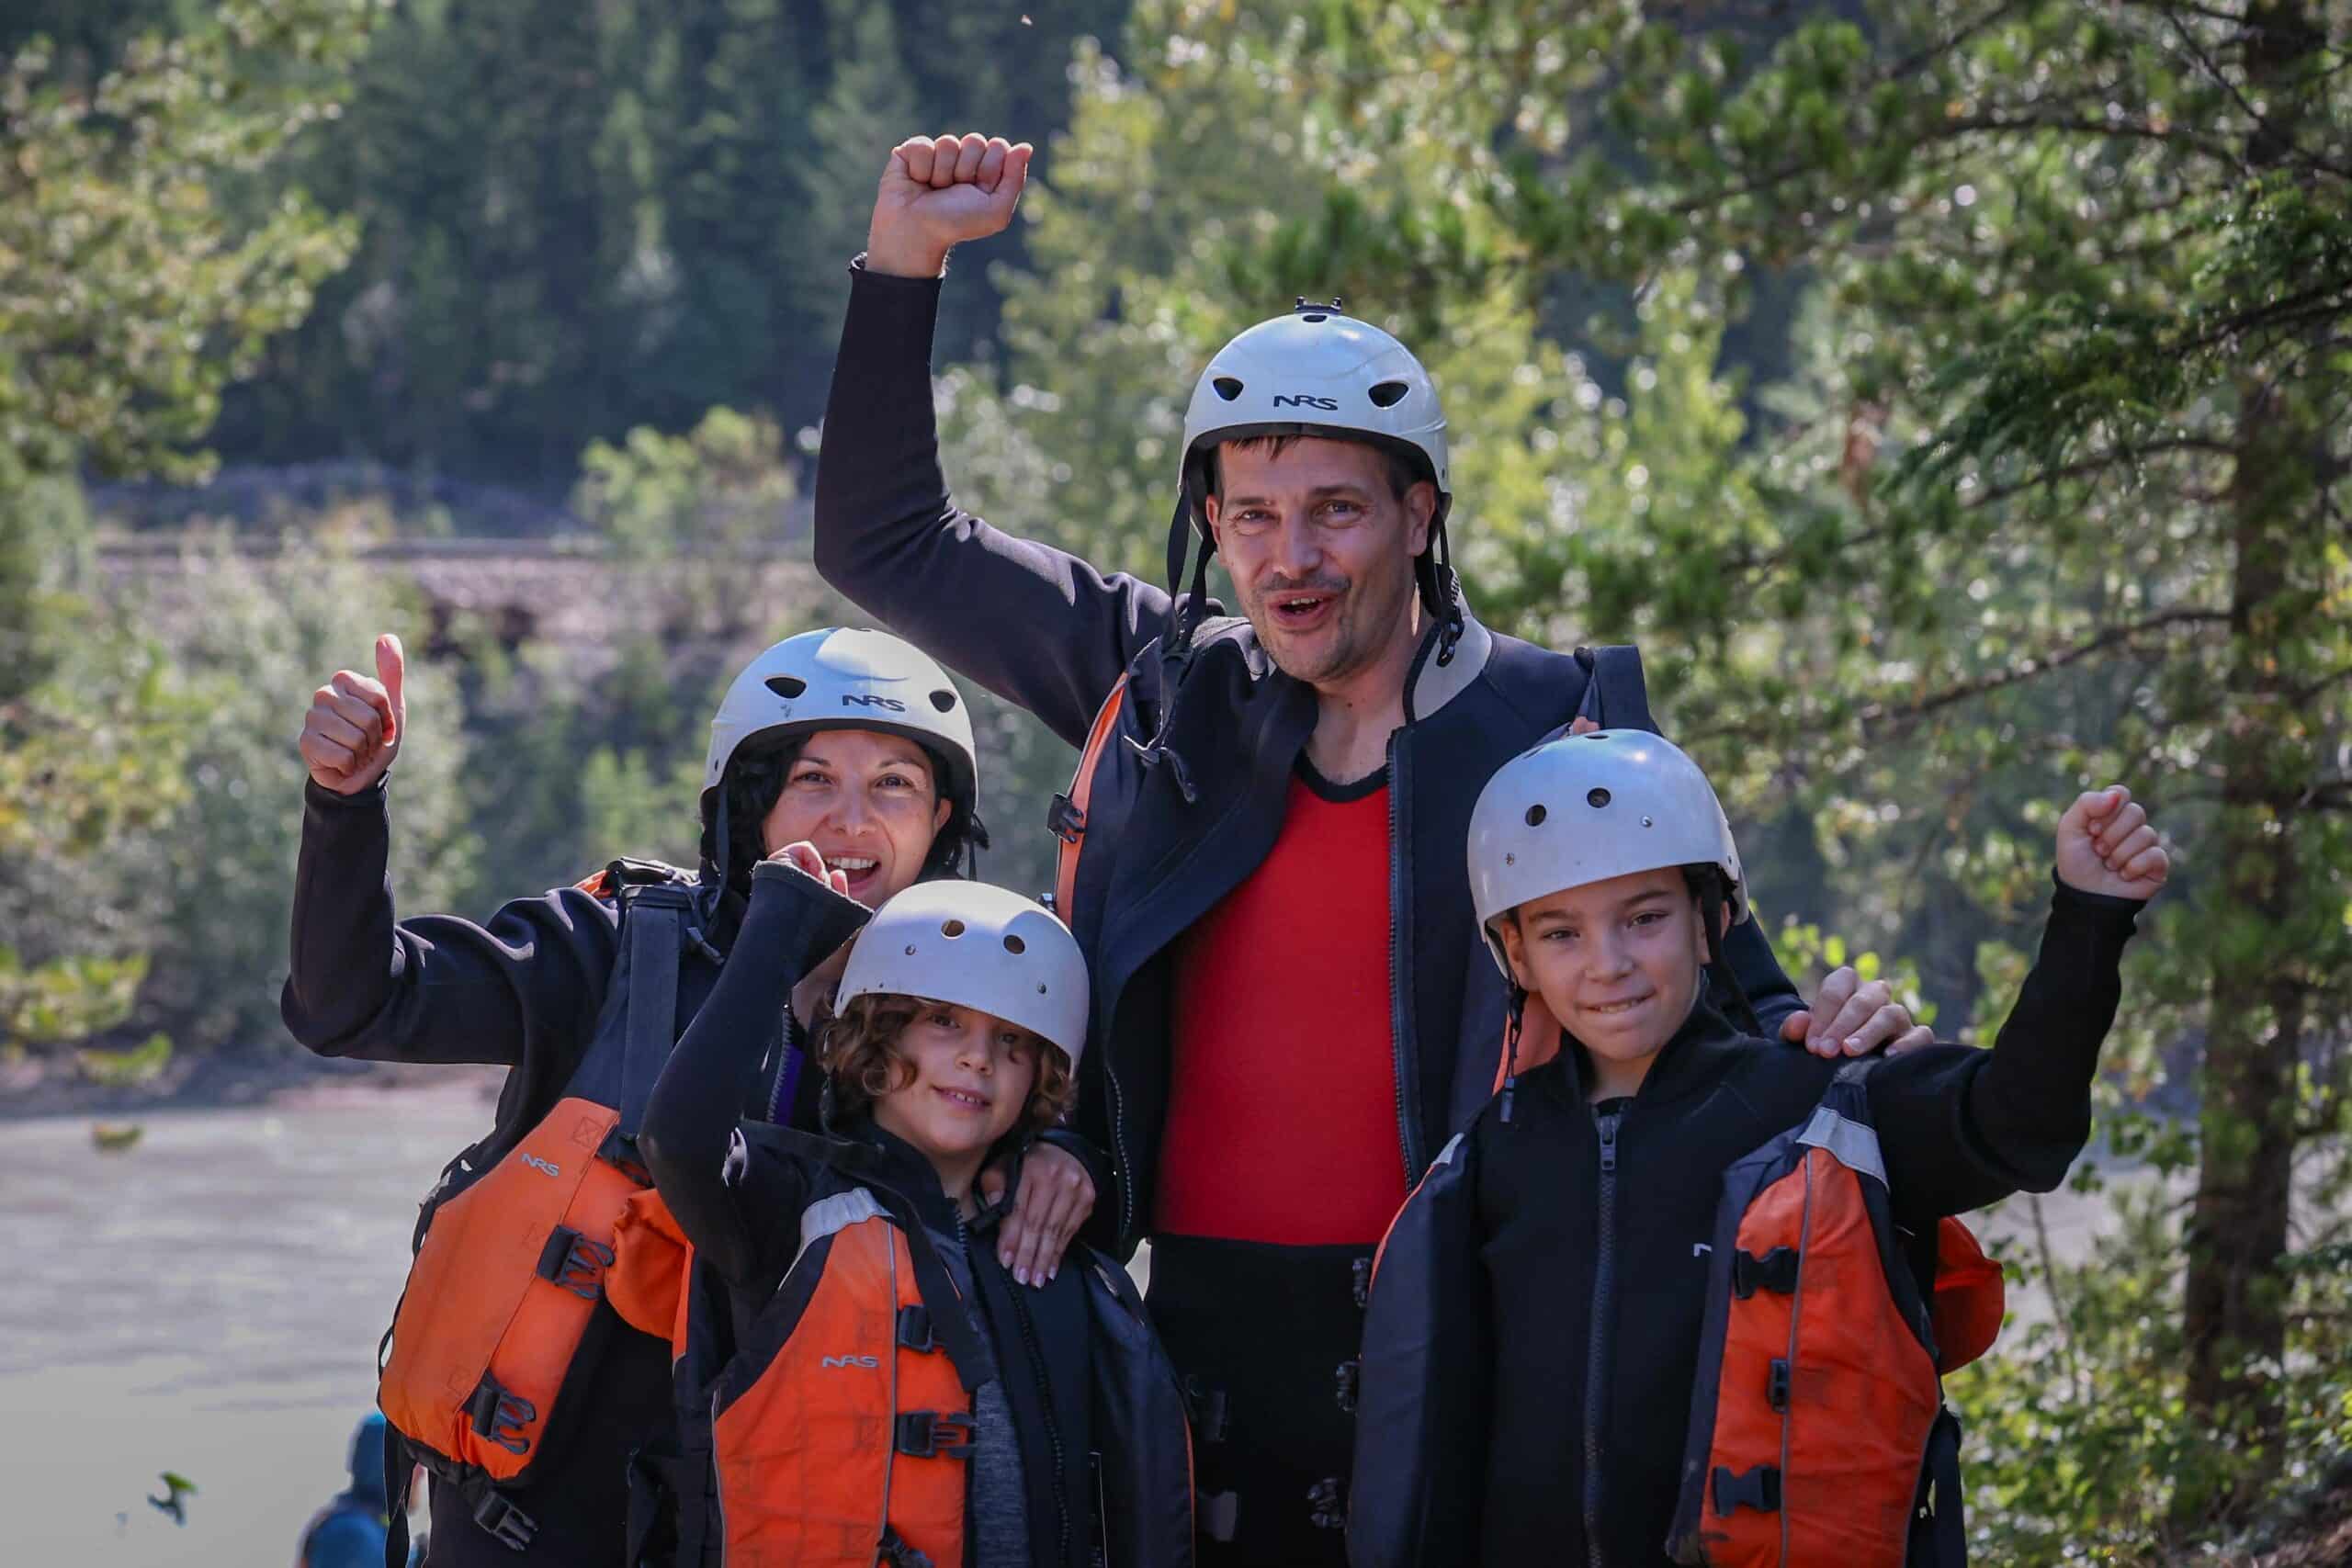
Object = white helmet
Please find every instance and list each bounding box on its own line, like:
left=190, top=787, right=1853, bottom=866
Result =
left=702, top=626, right=978, bottom=822
left=1467, top=729, right=1747, bottom=978
left=834, top=883, right=1090, bottom=1068
left=1179, top=299, right=1450, bottom=530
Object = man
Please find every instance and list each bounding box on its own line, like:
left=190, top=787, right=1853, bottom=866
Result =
left=812, top=131, right=1930, bottom=1565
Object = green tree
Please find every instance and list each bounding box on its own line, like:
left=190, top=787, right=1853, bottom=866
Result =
left=1335, top=0, right=2350, bottom=1541
left=0, top=0, right=378, bottom=1064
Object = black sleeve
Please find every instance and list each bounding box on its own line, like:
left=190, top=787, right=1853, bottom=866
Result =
left=811, top=261, right=1175, bottom=749
left=1869, top=876, right=2146, bottom=1214
left=1722, top=916, right=1804, bottom=1037
left=278, top=776, right=620, bottom=1069
left=1034, top=1123, right=1115, bottom=1210
left=639, top=860, right=870, bottom=1287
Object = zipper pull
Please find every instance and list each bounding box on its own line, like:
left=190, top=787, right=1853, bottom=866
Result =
left=1597, top=1111, right=1619, bottom=1175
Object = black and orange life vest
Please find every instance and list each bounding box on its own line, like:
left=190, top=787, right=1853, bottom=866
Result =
left=378, top=862, right=707, bottom=1552
left=1666, top=1057, right=2001, bottom=1566
left=680, top=1130, right=1197, bottom=1568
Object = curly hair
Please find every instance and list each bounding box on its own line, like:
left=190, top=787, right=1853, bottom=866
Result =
left=817, top=991, right=1077, bottom=1133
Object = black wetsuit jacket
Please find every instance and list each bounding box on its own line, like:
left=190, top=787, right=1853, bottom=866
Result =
left=639, top=859, right=1098, bottom=1567
left=1467, top=878, right=2144, bottom=1567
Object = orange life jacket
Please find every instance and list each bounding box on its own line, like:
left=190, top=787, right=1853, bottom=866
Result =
left=682, top=1129, right=1199, bottom=1568
left=377, top=863, right=705, bottom=1551
left=1668, top=1057, right=1996, bottom=1566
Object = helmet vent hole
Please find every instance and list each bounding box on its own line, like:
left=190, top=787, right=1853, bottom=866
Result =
left=1301, top=313, right=1328, bottom=323
left=764, top=675, right=807, bottom=699
left=929, top=689, right=957, bottom=713
left=1037, top=983, right=1048, bottom=994
left=1213, top=377, right=1246, bottom=401
left=1368, top=380, right=1409, bottom=409
left=940, top=919, right=967, bottom=939
left=1587, top=787, right=1612, bottom=809
left=1002, top=934, right=1027, bottom=955
left=1524, top=804, right=1547, bottom=828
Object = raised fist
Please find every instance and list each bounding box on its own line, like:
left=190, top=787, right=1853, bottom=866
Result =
left=864, top=133, right=1033, bottom=279
left=299, top=633, right=406, bottom=795
left=2055, top=785, right=2169, bottom=901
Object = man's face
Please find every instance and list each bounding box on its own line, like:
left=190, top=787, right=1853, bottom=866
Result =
left=1204, top=436, right=1435, bottom=691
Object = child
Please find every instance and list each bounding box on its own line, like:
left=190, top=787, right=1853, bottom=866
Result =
left=1349, top=730, right=2164, bottom=1568
left=639, top=850, right=1193, bottom=1568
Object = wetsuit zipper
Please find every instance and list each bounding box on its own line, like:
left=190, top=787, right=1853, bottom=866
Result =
left=1105, top=1050, right=1136, bottom=1242
left=1385, top=730, right=1421, bottom=1189
left=1006, top=1281, right=1072, bottom=1564
left=1584, top=1107, right=1621, bottom=1568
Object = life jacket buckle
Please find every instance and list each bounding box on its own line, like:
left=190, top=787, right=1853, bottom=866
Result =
left=535, top=1224, right=615, bottom=1300
left=1732, top=1245, right=1800, bottom=1298
left=893, top=1410, right=977, bottom=1461
left=876, top=1524, right=937, bottom=1568
left=1046, top=792, right=1085, bottom=845
left=895, top=1303, right=936, bottom=1354
left=1334, top=1358, right=1360, bottom=1416
left=1182, top=1376, right=1229, bottom=1443
left=468, top=1376, right=537, bottom=1457
left=469, top=1487, right=538, bottom=1551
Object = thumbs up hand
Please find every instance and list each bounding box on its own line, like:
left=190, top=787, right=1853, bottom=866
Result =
left=299, top=633, right=408, bottom=795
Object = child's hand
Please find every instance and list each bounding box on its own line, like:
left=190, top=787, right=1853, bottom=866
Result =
left=2056, top=786, right=2169, bottom=900
left=765, top=840, right=851, bottom=898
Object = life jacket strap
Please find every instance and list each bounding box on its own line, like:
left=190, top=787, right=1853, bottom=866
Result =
left=595, top=1125, right=653, bottom=1187
left=892, top=1410, right=978, bottom=1461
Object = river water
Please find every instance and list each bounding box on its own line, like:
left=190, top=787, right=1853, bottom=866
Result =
left=1, top=1077, right=495, bottom=1566
left=2, top=1077, right=2127, bottom=1566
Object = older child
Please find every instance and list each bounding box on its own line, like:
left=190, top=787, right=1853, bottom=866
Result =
left=640, top=855, right=1192, bottom=1568
left=1351, top=731, right=2165, bottom=1568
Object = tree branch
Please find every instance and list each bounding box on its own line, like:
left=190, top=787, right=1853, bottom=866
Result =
left=1855, top=608, right=2233, bottom=728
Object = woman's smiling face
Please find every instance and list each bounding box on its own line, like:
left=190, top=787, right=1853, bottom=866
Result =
left=759, top=728, right=952, bottom=905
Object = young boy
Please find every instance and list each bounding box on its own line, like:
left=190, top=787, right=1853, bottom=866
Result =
left=1349, top=730, right=2165, bottom=1568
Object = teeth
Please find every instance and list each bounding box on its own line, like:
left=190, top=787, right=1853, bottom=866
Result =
left=827, top=856, right=877, bottom=872
left=939, top=1089, right=988, bottom=1108
left=1591, top=998, right=1648, bottom=1015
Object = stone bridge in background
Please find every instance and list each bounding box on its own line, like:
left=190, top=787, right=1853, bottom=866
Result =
left=95, top=533, right=825, bottom=663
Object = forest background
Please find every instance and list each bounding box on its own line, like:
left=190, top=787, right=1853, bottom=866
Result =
left=3, top=0, right=2348, bottom=1560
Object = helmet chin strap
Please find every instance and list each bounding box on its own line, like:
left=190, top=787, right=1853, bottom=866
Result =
left=1418, top=500, right=1464, bottom=667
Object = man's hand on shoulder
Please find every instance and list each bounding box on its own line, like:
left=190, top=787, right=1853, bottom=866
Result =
left=1786, top=965, right=1938, bottom=1057
left=865, top=132, right=1033, bottom=279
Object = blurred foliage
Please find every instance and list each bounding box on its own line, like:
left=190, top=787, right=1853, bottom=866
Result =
left=25, top=0, right=1135, bottom=491
left=13, top=0, right=2352, bottom=1557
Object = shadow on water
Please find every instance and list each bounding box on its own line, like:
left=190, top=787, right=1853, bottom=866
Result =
left=0, top=1078, right=495, bottom=1566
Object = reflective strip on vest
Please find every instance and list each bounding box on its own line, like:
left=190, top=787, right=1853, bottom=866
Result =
left=790, top=1189, right=888, bottom=1275
left=1795, top=1106, right=1886, bottom=1186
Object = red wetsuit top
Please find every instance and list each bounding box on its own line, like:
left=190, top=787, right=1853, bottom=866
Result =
left=1154, top=761, right=1408, bottom=1247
